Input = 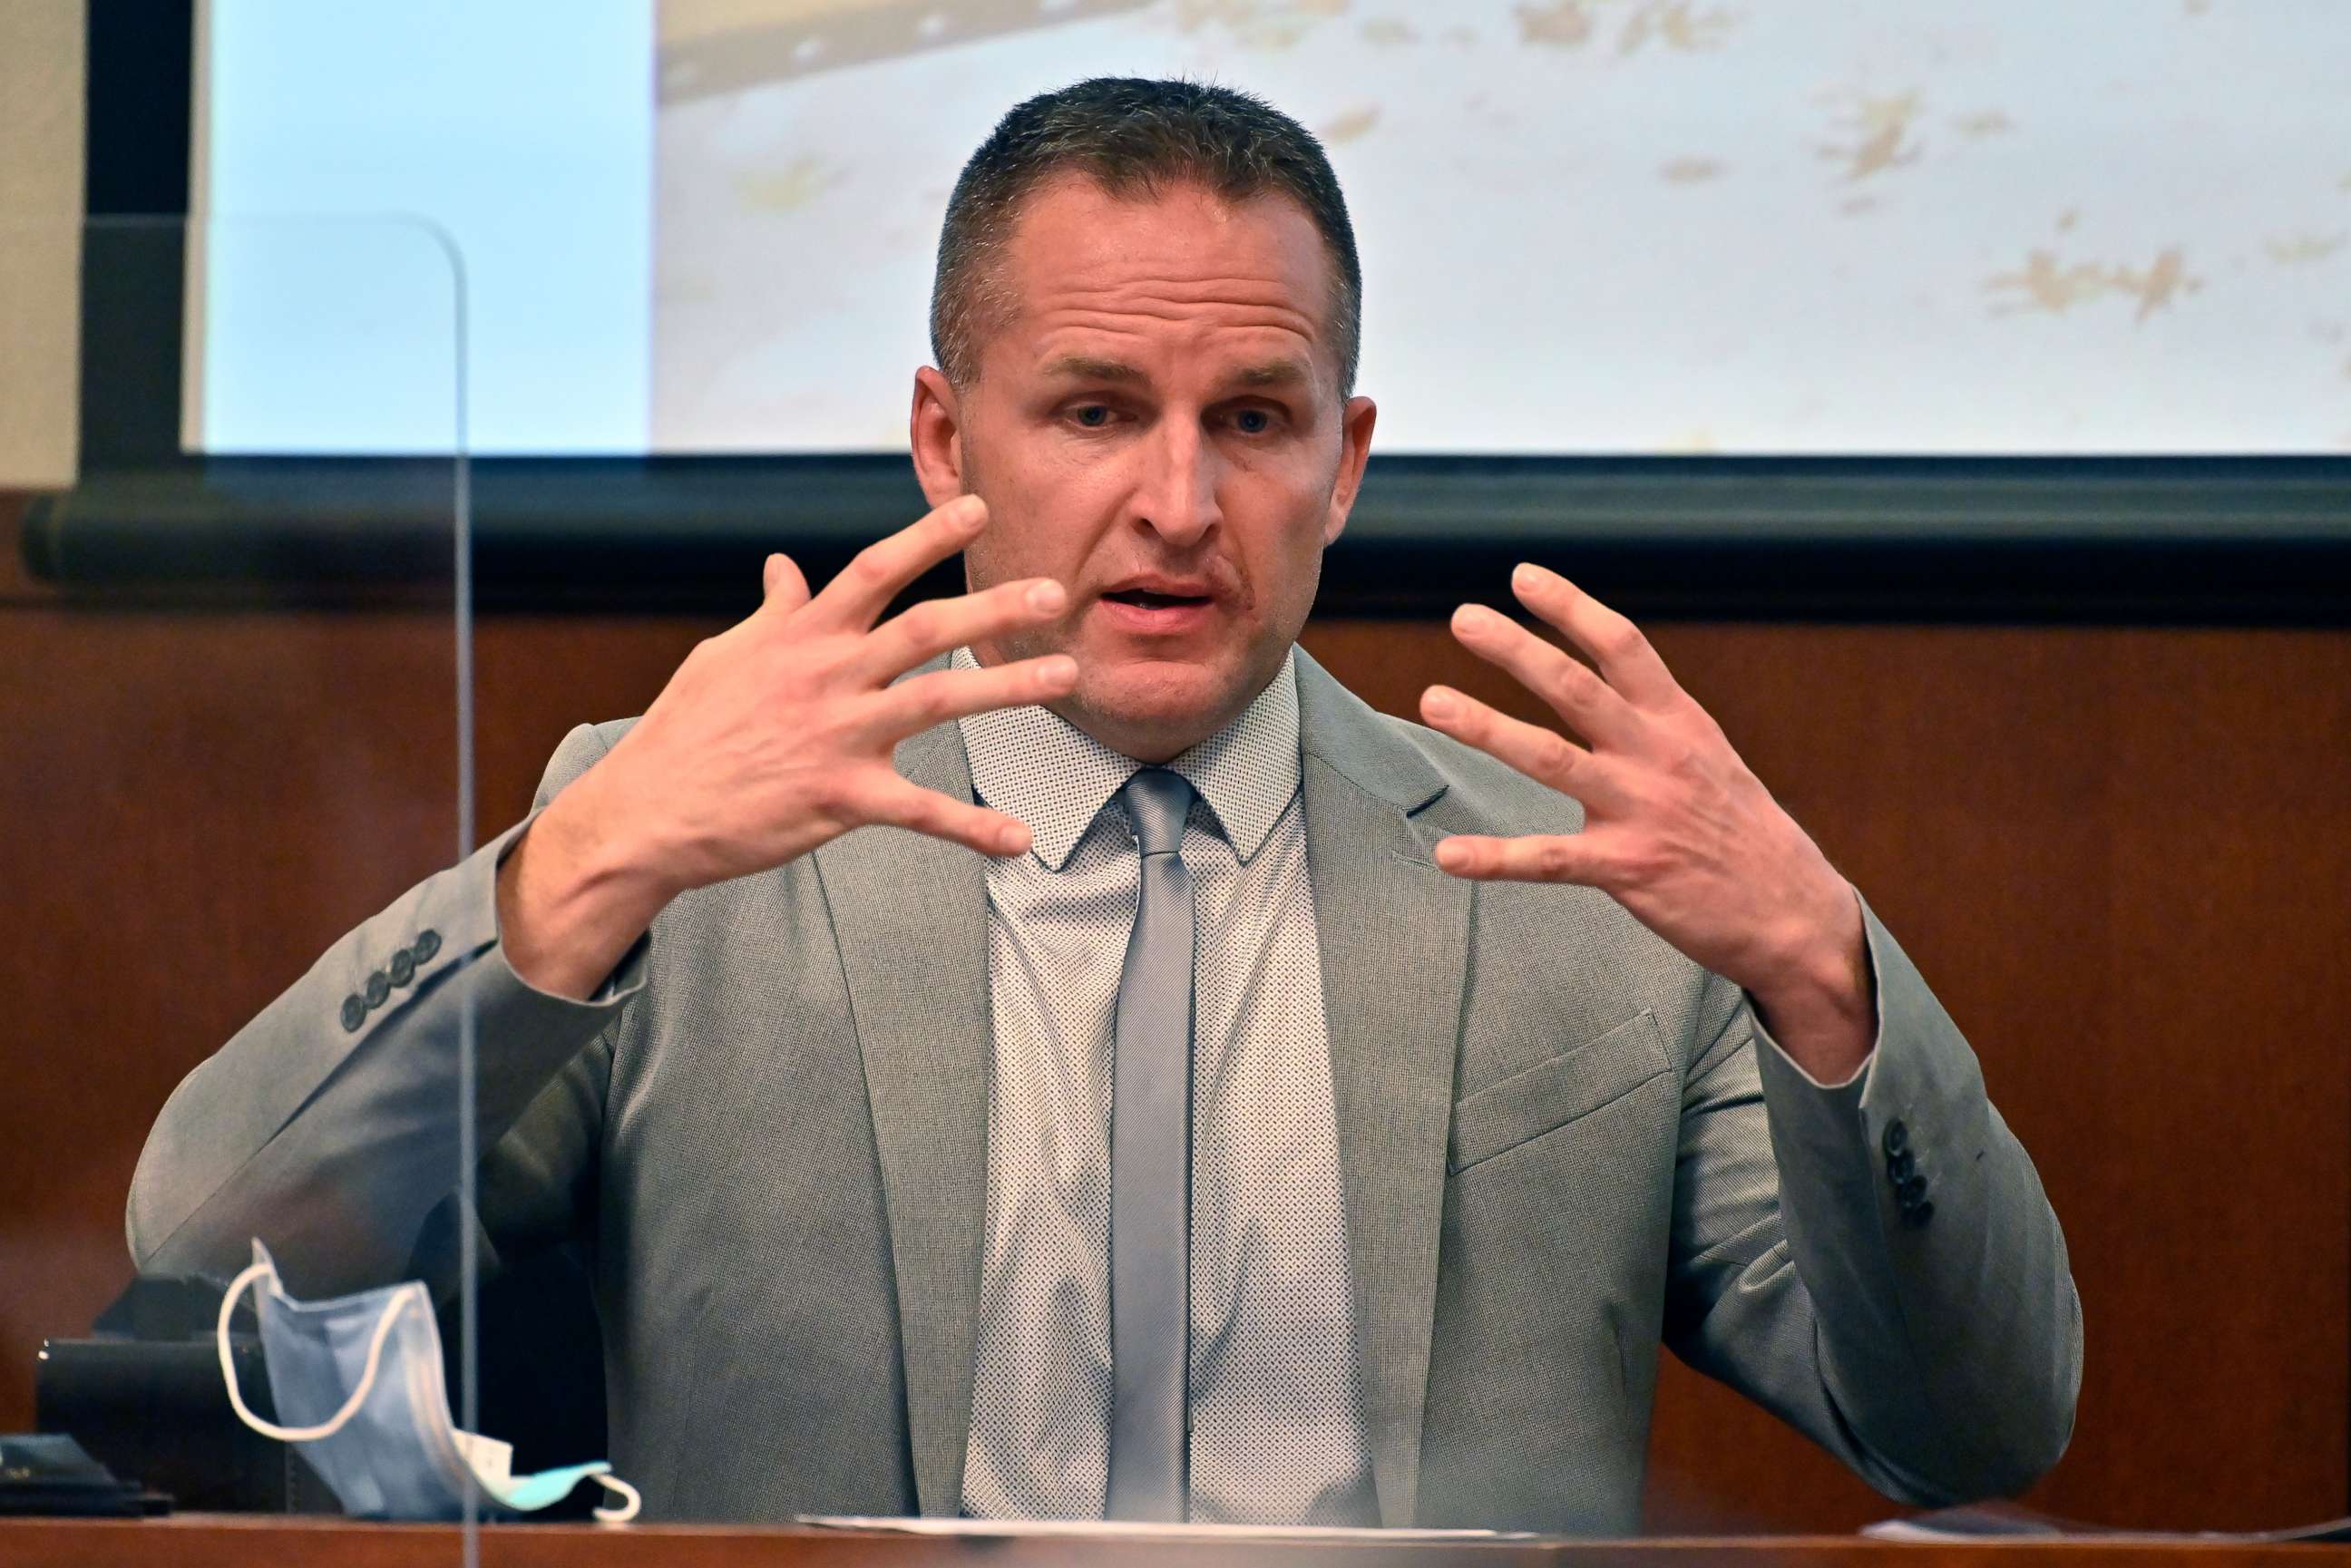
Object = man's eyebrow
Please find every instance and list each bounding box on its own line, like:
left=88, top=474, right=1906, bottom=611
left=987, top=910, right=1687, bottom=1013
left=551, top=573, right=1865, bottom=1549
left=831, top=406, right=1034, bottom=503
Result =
left=1036, top=355, right=1315, bottom=390
left=1231, top=357, right=1312, bottom=389
left=1040, top=355, right=1147, bottom=385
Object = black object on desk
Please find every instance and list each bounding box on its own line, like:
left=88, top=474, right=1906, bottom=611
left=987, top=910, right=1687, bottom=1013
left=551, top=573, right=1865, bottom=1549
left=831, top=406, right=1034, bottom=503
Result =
left=35, top=1277, right=340, bottom=1514
left=0, top=1434, right=159, bottom=1517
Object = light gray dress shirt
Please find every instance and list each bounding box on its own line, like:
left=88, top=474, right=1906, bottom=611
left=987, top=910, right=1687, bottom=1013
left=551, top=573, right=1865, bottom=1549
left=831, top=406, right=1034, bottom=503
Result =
left=951, top=646, right=1377, bottom=1524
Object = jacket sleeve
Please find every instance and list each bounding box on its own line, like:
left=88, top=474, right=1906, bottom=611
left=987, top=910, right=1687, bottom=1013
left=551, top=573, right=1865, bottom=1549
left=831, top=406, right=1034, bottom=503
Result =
left=125, top=723, right=644, bottom=1298
left=1662, top=893, right=2083, bottom=1504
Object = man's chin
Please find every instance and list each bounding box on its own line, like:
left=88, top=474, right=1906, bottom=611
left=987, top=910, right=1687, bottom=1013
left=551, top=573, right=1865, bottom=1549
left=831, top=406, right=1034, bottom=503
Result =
left=1060, top=657, right=1250, bottom=762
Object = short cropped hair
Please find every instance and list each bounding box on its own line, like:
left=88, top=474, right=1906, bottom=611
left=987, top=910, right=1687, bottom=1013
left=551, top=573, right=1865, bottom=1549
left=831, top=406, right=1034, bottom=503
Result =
left=930, top=76, right=1362, bottom=395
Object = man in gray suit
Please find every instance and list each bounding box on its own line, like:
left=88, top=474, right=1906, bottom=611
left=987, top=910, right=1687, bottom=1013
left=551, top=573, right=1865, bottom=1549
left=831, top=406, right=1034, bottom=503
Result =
left=131, top=78, right=2078, bottom=1530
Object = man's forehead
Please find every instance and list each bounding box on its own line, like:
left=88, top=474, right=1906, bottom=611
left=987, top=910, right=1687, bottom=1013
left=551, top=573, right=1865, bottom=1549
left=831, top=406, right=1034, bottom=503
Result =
left=988, top=175, right=1341, bottom=368
left=1004, top=176, right=1331, bottom=287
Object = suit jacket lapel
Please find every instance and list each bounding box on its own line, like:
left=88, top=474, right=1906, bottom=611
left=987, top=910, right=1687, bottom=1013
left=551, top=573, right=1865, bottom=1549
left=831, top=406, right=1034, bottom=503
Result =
left=1296, top=648, right=1471, bottom=1526
left=812, top=708, right=990, bottom=1517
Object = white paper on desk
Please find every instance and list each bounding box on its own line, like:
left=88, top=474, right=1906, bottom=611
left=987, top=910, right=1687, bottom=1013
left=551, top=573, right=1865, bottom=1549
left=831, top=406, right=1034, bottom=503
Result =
left=800, top=1516, right=1536, bottom=1543
left=1865, top=1507, right=2351, bottom=1544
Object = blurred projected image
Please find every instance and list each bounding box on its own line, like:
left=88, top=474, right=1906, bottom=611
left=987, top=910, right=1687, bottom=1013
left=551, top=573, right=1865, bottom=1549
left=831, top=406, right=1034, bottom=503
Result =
left=191, top=1, right=2351, bottom=456
left=653, top=0, right=2351, bottom=455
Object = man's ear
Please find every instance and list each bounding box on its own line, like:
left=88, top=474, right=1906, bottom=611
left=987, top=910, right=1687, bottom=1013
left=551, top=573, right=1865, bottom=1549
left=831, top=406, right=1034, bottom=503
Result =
left=910, top=365, right=967, bottom=508
left=1322, top=394, right=1378, bottom=548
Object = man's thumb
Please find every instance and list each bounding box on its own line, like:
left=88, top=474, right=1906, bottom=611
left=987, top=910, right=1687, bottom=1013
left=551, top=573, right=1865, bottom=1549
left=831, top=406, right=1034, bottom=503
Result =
left=762, top=551, right=810, bottom=609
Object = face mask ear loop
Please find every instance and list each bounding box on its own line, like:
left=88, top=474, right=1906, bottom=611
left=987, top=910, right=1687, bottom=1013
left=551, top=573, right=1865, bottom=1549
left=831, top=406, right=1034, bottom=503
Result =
left=590, top=1474, right=642, bottom=1524
left=217, top=1258, right=414, bottom=1443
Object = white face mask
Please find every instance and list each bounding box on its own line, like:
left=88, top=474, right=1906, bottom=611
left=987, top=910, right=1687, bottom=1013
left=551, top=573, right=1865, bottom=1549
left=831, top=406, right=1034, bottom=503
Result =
left=218, top=1240, right=639, bottom=1524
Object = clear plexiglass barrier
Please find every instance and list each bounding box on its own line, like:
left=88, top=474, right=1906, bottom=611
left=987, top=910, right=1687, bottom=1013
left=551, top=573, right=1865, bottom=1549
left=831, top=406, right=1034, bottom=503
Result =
left=0, top=214, right=587, bottom=1556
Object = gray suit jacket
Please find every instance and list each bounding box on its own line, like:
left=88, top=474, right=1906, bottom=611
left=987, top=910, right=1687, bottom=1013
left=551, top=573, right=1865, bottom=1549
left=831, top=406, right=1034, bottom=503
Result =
left=129, top=647, right=2079, bottom=1530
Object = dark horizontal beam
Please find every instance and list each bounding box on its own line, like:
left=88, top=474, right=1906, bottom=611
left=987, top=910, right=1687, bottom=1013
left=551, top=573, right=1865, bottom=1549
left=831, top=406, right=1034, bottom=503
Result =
left=22, top=455, right=2351, bottom=624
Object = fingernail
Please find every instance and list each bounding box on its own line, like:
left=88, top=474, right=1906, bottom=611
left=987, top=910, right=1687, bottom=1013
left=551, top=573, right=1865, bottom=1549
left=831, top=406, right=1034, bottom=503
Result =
left=1039, top=655, right=1077, bottom=685
left=1435, top=839, right=1469, bottom=870
left=1423, top=688, right=1458, bottom=719
left=1513, top=562, right=1548, bottom=593
left=1027, top=580, right=1065, bottom=612
left=957, top=496, right=989, bottom=531
left=1452, top=603, right=1491, bottom=633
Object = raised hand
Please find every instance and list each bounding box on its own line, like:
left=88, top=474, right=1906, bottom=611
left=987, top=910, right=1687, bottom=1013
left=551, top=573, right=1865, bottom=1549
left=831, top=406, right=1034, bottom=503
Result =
left=498, top=494, right=1078, bottom=998
left=1418, top=562, right=1875, bottom=1079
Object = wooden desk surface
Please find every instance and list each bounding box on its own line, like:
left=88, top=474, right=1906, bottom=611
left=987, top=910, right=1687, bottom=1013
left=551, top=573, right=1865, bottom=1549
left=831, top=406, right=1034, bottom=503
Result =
left=4, top=1518, right=2349, bottom=1568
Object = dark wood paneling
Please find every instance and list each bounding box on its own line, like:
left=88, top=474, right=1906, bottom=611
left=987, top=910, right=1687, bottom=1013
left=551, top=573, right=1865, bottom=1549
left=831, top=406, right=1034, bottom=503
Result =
left=3, top=550, right=2346, bottom=1533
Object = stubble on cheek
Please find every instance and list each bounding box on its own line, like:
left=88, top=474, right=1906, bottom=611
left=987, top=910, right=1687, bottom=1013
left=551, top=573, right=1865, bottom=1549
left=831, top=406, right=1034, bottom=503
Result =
left=956, top=437, right=1098, bottom=668
left=960, top=521, right=1071, bottom=670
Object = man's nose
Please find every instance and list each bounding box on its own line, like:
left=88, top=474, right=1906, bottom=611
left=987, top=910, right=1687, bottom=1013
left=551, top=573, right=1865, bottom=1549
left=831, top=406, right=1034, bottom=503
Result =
left=1132, top=419, right=1221, bottom=549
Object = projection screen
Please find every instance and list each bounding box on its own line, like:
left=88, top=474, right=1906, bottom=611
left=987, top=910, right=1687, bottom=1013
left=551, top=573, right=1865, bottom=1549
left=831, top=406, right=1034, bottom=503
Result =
left=186, top=0, right=2351, bottom=460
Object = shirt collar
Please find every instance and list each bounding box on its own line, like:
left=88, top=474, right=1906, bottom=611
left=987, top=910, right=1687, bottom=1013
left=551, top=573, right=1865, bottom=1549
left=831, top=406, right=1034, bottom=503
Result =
left=951, top=645, right=1302, bottom=872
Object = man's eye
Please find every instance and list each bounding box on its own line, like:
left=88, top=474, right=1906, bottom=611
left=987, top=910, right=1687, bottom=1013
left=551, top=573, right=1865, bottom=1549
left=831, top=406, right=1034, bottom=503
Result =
left=1072, top=404, right=1111, bottom=428
left=1233, top=408, right=1273, bottom=434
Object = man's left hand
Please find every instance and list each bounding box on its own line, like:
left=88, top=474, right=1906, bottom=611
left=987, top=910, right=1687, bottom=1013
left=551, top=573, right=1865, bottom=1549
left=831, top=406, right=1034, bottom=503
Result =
left=1419, top=562, right=1876, bottom=1084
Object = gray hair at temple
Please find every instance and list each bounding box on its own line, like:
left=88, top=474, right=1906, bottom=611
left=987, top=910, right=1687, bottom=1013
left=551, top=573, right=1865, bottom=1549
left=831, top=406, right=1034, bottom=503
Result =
left=929, top=76, right=1364, bottom=396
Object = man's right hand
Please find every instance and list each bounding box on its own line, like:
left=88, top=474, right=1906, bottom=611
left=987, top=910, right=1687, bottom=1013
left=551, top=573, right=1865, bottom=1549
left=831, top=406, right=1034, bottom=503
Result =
left=496, top=494, right=1075, bottom=998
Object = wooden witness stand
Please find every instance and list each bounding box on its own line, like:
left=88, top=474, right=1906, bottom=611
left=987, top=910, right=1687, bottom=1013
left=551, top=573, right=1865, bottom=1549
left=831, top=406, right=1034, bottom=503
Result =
left=4, top=1519, right=2350, bottom=1568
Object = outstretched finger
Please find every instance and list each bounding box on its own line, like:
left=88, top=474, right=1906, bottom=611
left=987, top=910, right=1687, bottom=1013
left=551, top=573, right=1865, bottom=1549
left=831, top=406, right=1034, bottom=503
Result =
left=1508, top=564, right=1680, bottom=706
left=859, top=577, right=1067, bottom=684
left=867, top=656, right=1079, bottom=739
left=857, top=777, right=1036, bottom=859
left=805, top=494, right=990, bottom=632
left=1419, top=686, right=1631, bottom=811
left=1448, top=603, right=1640, bottom=749
left=1433, top=832, right=1614, bottom=884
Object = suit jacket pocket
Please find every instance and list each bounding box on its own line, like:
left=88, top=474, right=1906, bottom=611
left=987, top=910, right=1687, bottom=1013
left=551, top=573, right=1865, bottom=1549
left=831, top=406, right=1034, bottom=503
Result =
left=1448, top=1009, right=1673, bottom=1174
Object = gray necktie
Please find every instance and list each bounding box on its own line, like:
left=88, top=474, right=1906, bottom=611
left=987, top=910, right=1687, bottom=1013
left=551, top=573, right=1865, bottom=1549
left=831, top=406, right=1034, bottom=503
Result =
left=1105, top=766, right=1196, bottom=1522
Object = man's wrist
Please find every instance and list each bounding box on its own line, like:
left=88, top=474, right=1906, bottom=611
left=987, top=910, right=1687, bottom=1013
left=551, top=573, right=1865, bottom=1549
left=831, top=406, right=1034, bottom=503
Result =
left=497, top=784, right=677, bottom=999
left=1748, top=887, right=1877, bottom=1084
left=541, top=781, right=683, bottom=915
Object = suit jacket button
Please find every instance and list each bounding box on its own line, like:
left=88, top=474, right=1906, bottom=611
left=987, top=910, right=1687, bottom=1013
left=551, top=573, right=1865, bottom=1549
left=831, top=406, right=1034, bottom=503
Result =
left=1897, top=1174, right=1928, bottom=1205
left=413, top=929, right=442, bottom=963
left=388, top=949, right=416, bottom=987
left=1902, top=1199, right=1935, bottom=1228
left=1881, top=1119, right=1909, bottom=1157
left=364, top=970, right=391, bottom=1008
left=1887, top=1148, right=1915, bottom=1183
left=340, top=995, right=367, bottom=1033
